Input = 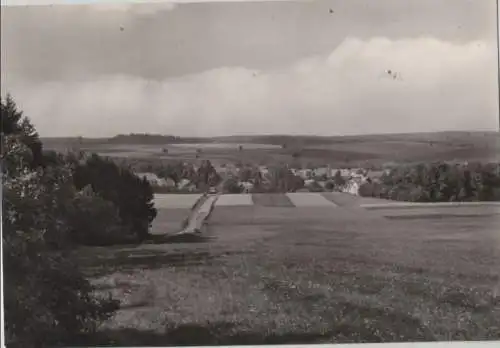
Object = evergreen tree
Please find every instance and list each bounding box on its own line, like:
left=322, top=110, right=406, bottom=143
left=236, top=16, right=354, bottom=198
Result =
left=1, top=94, right=43, bottom=167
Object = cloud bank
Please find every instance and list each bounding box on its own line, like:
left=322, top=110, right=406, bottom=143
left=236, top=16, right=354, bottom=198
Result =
left=3, top=36, right=498, bottom=137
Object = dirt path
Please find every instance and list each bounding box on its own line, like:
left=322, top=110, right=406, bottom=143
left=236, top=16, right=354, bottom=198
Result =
left=182, top=194, right=219, bottom=233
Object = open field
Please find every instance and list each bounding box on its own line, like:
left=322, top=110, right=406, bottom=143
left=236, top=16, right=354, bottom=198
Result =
left=42, top=131, right=500, bottom=168
left=76, top=195, right=500, bottom=345
left=215, top=194, right=254, bottom=206
left=285, top=192, right=339, bottom=207
left=252, top=193, right=295, bottom=207
left=150, top=208, right=191, bottom=235
left=170, top=143, right=281, bottom=150
left=153, top=194, right=202, bottom=210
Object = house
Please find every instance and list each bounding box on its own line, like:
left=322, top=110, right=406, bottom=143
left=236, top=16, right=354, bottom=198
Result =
left=135, top=172, right=167, bottom=187
left=177, top=178, right=192, bottom=190
left=215, top=166, right=230, bottom=177
left=260, top=171, right=272, bottom=184
left=186, top=184, right=198, bottom=192
left=164, top=177, right=176, bottom=188
left=297, top=169, right=312, bottom=179
left=240, top=181, right=254, bottom=193
left=342, top=180, right=359, bottom=195
left=304, top=179, right=316, bottom=187
left=366, top=170, right=385, bottom=183
left=338, top=169, right=351, bottom=177
left=258, top=166, right=269, bottom=176
left=313, top=167, right=329, bottom=178
left=317, top=181, right=327, bottom=188
left=341, top=176, right=369, bottom=196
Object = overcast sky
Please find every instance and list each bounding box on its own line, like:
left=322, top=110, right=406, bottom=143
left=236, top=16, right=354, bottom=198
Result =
left=1, top=0, right=498, bottom=137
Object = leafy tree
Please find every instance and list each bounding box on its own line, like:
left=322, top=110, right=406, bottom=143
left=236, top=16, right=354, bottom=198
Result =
left=196, top=159, right=220, bottom=189
left=41, top=149, right=66, bottom=168
left=223, top=177, right=243, bottom=193
left=238, top=166, right=254, bottom=182
left=325, top=181, right=335, bottom=191
left=333, top=170, right=346, bottom=188
left=288, top=173, right=305, bottom=192
left=268, top=166, right=304, bottom=192
left=2, top=134, right=119, bottom=347
left=156, top=161, right=184, bottom=184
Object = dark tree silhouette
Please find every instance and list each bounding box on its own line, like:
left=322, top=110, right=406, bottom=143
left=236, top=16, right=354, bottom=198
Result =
left=73, top=154, right=157, bottom=241
left=1, top=94, right=43, bottom=167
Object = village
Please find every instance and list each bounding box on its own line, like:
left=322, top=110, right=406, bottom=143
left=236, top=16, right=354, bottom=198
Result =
left=135, top=161, right=387, bottom=196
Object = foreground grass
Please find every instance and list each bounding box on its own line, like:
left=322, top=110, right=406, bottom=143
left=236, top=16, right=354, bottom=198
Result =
left=75, top=208, right=500, bottom=346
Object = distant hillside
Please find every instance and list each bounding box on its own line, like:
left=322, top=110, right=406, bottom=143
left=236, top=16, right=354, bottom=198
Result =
left=41, top=131, right=499, bottom=166
left=42, top=131, right=499, bottom=147
left=212, top=131, right=500, bottom=147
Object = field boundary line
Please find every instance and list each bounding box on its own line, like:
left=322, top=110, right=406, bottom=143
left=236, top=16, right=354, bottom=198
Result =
left=361, top=201, right=500, bottom=209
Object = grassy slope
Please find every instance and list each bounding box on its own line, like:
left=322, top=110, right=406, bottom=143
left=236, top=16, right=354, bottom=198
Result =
left=77, top=205, right=500, bottom=345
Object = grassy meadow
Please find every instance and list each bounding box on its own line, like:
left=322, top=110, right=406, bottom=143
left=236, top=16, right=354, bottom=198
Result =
left=76, top=204, right=500, bottom=345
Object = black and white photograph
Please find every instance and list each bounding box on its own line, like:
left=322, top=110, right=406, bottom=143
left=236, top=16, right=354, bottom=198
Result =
left=1, top=0, right=500, bottom=346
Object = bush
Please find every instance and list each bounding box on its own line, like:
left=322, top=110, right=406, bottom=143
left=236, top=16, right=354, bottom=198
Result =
left=325, top=181, right=335, bottom=191
left=3, top=245, right=119, bottom=346
left=67, top=186, right=133, bottom=246
left=72, top=154, right=157, bottom=241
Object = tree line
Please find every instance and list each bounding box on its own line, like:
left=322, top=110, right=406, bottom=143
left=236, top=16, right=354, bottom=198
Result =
left=359, top=161, right=500, bottom=202
left=108, top=133, right=208, bottom=144
left=2, top=95, right=157, bottom=346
